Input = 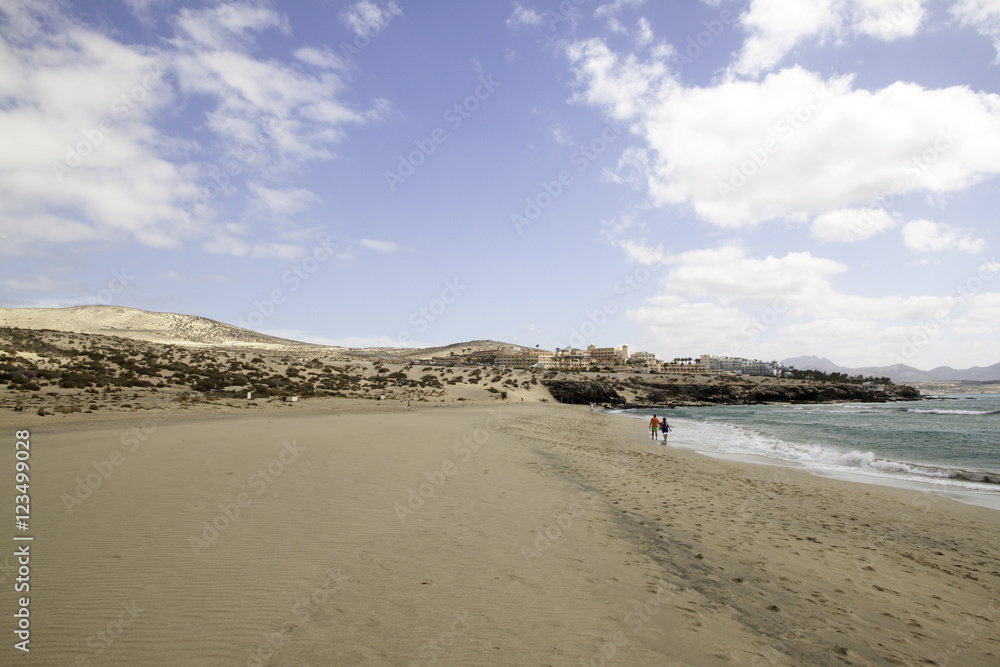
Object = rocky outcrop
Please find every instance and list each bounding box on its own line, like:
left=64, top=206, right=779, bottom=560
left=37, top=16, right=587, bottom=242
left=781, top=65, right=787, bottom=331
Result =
left=544, top=376, right=919, bottom=407
left=630, top=379, right=919, bottom=407
left=542, top=380, right=626, bottom=406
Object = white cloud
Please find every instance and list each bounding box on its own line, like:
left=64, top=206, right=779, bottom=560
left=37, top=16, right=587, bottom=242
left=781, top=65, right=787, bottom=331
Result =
left=122, top=0, right=172, bottom=23
left=0, top=1, right=376, bottom=256
left=901, top=219, right=986, bottom=253
left=507, top=3, right=545, bottom=28
left=551, top=123, right=574, bottom=146
left=811, top=207, right=897, bottom=243
left=172, top=2, right=290, bottom=51
left=733, top=0, right=926, bottom=77
left=852, top=0, right=925, bottom=40
left=171, top=10, right=367, bottom=165
left=565, top=38, right=672, bottom=121
left=566, top=41, right=1000, bottom=228
left=338, top=0, right=401, bottom=38
left=364, top=97, right=399, bottom=123
left=0, top=11, right=186, bottom=252
left=952, top=0, right=1000, bottom=63
left=635, top=17, right=654, bottom=46
left=248, top=184, right=321, bottom=217
left=734, top=0, right=840, bottom=77
left=660, top=246, right=845, bottom=306
left=595, top=0, right=645, bottom=33
left=612, top=239, right=668, bottom=266
left=359, top=238, right=402, bottom=253
left=624, top=245, right=995, bottom=366
left=294, top=46, right=349, bottom=70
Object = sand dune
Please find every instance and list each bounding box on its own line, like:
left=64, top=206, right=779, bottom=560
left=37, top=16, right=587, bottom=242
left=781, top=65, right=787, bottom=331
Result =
left=0, top=306, right=314, bottom=348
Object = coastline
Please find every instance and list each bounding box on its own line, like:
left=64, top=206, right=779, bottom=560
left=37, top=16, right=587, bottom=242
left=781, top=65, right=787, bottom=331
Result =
left=2, top=401, right=998, bottom=665
left=612, top=404, right=1000, bottom=514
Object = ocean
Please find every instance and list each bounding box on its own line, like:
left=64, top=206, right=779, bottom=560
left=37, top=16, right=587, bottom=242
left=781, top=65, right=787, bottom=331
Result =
left=622, top=394, right=1000, bottom=511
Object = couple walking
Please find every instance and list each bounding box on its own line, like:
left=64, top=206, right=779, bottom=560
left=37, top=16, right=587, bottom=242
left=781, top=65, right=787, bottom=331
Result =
left=649, top=414, right=669, bottom=443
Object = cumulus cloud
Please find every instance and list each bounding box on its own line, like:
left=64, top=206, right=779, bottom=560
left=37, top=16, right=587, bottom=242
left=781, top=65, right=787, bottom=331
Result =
left=733, top=0, right=926, bottom=77
left=566, top=40, right=1000, bottom=228
left=901, top=219, right=986, bottom=253
left=626, top=245, right=995, bottom=366
left=952, top=0, right=1000, bottom=63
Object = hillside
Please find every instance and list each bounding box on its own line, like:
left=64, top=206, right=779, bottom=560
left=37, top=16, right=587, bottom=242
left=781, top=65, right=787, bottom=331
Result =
left=0, top=307, right=516, bottom=361
left=0, top=306, right=313, bottom=348
left=0, top=325, right=921, bottom=417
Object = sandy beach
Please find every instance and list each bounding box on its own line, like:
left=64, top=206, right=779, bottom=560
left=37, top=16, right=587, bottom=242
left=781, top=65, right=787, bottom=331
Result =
left=1, top=401, right=997, bottom=666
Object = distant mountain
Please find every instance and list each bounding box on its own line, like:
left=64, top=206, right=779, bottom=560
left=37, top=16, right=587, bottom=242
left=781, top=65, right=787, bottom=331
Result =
left=782, top=356, right=1000, bottom=383
left=780, top=356, right=850, bottom=374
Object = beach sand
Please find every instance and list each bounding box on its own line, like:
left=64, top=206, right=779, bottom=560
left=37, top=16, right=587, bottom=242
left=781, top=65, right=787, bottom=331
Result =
left=1, top=402, right=997, bottom=665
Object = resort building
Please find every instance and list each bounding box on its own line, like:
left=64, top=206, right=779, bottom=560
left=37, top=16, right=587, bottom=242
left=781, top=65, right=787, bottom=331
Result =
left=660, top=359, right=712, bottom=374
left=586, top=344, right=630, bottom=366
left=701, top=355, right=785, bottom=377
left=495, top=346, right=554, bottom=368
left=701, top=354, right=746, bottom=373
left=628, top=350, right=660, bottom=366
left=467, top=349, right=500, bottom=364
left=550, top=348, right=584, bottom=369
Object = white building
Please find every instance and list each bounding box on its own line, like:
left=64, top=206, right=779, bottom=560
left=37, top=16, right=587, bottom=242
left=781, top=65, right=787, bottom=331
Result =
left=628, top=350, right=660, bottom=366
left=701, top=355, right=783, bottom=376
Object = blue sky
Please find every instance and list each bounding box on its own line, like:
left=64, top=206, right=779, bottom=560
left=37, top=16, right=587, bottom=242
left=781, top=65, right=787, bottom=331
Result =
left=2, top=0, right=1000, bottom=369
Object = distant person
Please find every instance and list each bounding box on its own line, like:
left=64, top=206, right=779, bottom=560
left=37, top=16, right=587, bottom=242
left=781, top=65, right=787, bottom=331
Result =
left=661, top=420, right=670, bottom=444
left=649, top=415, right=660, bottom=440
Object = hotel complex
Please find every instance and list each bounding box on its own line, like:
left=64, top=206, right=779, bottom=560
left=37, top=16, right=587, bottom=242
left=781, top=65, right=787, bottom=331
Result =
left=461, top=345, right=790, bottom=377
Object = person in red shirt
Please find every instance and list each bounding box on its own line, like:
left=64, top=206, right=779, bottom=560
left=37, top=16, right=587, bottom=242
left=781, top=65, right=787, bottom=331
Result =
left=649, top=415, right=660, bottom=440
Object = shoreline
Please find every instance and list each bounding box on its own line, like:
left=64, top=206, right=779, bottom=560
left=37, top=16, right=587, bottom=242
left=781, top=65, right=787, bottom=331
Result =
left=611, top=405, right=1000, bottom=514
left=2, top=402, right=998, bottom=664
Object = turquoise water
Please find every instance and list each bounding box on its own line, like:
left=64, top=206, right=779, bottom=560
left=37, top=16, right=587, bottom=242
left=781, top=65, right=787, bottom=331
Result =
left=624, top=395, right=1000, bottom=508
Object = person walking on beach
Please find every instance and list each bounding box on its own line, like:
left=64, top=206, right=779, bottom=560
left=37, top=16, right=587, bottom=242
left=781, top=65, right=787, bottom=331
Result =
left=649, top=415, right=660, bottom=440
left=661, top=420, right=670, bottom=444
